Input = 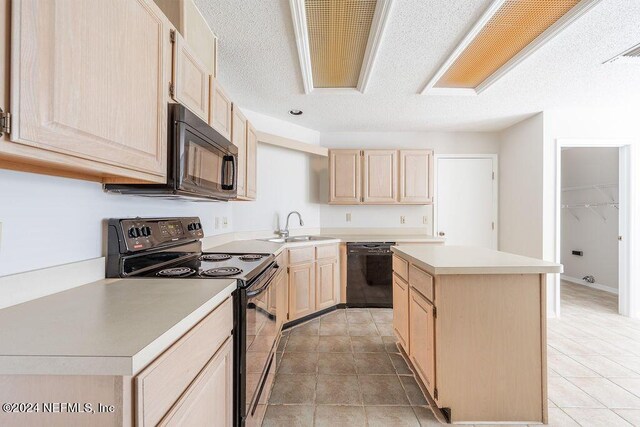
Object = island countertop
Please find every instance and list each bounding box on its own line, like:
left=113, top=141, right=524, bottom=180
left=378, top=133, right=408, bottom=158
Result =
left=0, top=278, right=236, bottom=376
left=391, top=245, right=563, bottom=275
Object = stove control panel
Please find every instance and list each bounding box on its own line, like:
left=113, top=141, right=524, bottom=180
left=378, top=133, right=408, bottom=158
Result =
left=117, top=217, right=204, bottom=252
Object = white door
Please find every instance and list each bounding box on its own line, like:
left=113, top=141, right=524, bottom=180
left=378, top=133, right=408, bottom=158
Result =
left=436, top=157, right=496, bottom=248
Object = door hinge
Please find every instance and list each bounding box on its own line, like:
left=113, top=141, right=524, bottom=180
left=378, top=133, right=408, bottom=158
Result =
left=434, top=388, right=438, bottom=400
left=169, top=29, right=176, bottom=43
left=433, top=307, right=437, bottom=318
left=0, top=108, right=10, bottom=135
left=169, top=82, right=175, bottom=97
left=491, top=221, right=495, bottom=231
left=619, top=235, right=623, bottom=241
left=492, top=171, right=495, bottom=180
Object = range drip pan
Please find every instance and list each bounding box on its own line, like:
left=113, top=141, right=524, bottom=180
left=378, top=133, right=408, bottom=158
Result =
left=201, top=266, right=243, bottom=277
left=156, top=267, right=196, bottom=277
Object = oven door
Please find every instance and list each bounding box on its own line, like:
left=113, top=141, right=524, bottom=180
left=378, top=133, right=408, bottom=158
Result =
left=176, top=122, right=237, bottom=200
left=243, top=263, right=279, bottom=420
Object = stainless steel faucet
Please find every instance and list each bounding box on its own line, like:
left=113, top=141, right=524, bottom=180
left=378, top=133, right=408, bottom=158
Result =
left=277, top=211, right=304, bottom=238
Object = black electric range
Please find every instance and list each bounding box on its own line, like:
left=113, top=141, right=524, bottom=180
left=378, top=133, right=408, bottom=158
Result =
left=105, top=217, right=279, bottom=427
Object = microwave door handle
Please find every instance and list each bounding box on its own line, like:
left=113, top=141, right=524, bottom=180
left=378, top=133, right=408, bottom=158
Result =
left=221, top=155, right=235, bottom=190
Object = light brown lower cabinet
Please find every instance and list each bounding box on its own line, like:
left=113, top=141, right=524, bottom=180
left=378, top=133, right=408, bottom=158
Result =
left=288, top=262, right=316, bottom=320
left=0, top=297, right=233, bottom=427
left=287, top=244, right=339, bottom=322
left=392, top=253, right=548, bottom=424
left=159, top=338, right=233, bottom=426
left=408, top=288, right=435, bottom=396
left=392, top=273, right=409, bottom=353
left=316, top=258, right=339, bottom=311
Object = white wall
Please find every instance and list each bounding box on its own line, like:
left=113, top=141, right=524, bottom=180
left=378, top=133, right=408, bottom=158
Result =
left=498, top=113, right=544, bottom=258
left=232, top=109, right=322, bottom=234
left=319, top=131, right=500, bottom=232
left=0, top=169, right=232, bottom=277
left=561, top=147, right=619, bottom=291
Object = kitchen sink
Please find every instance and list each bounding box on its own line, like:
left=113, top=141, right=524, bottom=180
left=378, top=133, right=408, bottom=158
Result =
left=261, top=235, right=335, bottom=243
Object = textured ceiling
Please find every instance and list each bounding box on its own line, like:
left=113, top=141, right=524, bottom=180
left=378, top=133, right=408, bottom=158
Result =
left=195, top=0, right=640, bottom=132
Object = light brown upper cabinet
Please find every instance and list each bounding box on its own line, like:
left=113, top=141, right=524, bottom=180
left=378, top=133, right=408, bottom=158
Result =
left=231, top=105, right=247, bottom=198
left=209, top=77, right=232, bottom=140
left=246, top=122, right=257, bottom=199
left=4, top=0, right=170, bottom=183
left=329, top=150, right=361, bottom=204
left=399, top=150, right=433, bottom=203
left=171, top=30, right=210, bottom=122
left=363, top=150, right=398, bottom=203
left=328, top=149, right=433, bottom=205
left=154, top=0, right=218, bottom=76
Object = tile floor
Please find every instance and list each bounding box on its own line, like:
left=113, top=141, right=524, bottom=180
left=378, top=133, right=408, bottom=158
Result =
left=262, top=281, right=640, bottom=426
left=262, top=307, right=441, bottom=426
left=547, top=281, right=640, bottom=426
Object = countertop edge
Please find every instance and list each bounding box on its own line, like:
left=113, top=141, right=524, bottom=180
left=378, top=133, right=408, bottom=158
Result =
left=392, top=247, right=563, bottom=275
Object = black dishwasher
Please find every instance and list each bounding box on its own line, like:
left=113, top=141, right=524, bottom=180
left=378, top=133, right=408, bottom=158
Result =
left=346, top=242, right=395, bottom=308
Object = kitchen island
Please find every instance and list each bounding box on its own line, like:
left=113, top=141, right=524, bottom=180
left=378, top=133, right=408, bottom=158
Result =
left=391, top=245, right=562, bottom=425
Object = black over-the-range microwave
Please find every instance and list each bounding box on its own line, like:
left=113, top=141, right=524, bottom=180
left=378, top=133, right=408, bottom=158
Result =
left=105, top=104, right=238, bottom=201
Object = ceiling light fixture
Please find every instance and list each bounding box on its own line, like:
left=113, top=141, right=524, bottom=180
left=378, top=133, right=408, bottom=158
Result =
left=289, top=109, right=303, bottom=116
left=421, top=0, right=602, bottom=96
left=290, top=0, right=394, bottom=94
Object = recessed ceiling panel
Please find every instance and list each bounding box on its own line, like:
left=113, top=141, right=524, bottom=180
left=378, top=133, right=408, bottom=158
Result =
left=305, top=0, right=377, bottom=88
left=436, top=0, right=580, bottom=89
left=290, top=0, right=393, bottom=93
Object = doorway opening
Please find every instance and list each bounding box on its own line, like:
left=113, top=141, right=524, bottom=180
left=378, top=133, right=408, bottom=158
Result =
left=560, top=147, right=620, bottom=315
left=554, top=139, right=631, bottom=318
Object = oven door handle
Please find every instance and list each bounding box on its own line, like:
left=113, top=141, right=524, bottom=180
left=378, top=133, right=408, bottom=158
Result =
left=246, top=263, right=279, bottom=297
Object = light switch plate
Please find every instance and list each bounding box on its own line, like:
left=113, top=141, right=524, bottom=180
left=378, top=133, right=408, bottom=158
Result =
left=223, top=217, right=228, bottom=228
left=346, top=213, right=352, bottom=222
left=423, top=216, right=428, bottom=225
left=400, top=216, right=406, bottom=224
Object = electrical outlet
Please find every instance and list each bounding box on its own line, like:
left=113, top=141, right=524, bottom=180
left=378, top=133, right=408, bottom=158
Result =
left=400, top=216, right=406, bottom=224
left=215, top=217, right=220, bottom=229
left=423, top=216, right=428, bottom=225
left=223, top=217, right=228, bottom=228
left=346, top=213, right=352, bottom=222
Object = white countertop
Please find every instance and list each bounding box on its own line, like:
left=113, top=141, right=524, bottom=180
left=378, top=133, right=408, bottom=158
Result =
left=392, top=245, right=563, bottom=275
left=0, top=278, right=236, bottom=376
left=205, top=234, right=443, bottom=254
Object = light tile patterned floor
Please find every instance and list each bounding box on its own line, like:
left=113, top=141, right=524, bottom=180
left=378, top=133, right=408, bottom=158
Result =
left=547, top=281, right=640, bottom=426
left=262, top=282, right=640, bottom=426
left=262, top=308, right=441, bottom=426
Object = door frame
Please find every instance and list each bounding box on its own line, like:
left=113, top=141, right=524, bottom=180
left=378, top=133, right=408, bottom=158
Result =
left=555, top=139, right=633, bottom=317
left=434, top=154, right=499, bottom=249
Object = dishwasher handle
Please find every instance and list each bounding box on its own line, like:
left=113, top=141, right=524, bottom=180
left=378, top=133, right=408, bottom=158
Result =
left=347, top=242, right=395, bottom=255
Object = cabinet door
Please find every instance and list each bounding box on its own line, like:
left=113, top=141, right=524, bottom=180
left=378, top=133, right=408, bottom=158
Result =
left=172, top=30, right=210, bottom=122
left=409, top=289, right=435, bottom=396
left=363, top=150, right=398, bottom=203
left=316, top=258, right=338, bottom=311
left=209, top=77, right=232, bottom=140
left=160, top=338, right=233, bottom=427
left=289, top=263, right=315, bottom=321
left=246, top=121, right=257, bottom=199
left=392, top=274, right=409, bottom=353
left=276, top=269, right=289, bottom=329
left=231, top=105, right=247, bottom=197
left=399, top=150, right=433, bottom=204
left=329, top=150, right=361, bottom=204
left=267, top=273, right=278, bottom=316
left=10, top=0, right=168, bottom=180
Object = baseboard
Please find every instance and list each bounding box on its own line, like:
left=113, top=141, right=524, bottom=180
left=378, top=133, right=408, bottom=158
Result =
left=561, top=275, right=619, bottom=295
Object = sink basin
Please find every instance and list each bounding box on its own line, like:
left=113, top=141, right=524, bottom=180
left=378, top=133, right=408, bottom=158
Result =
left=261, top=235, right=336, bottom=243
